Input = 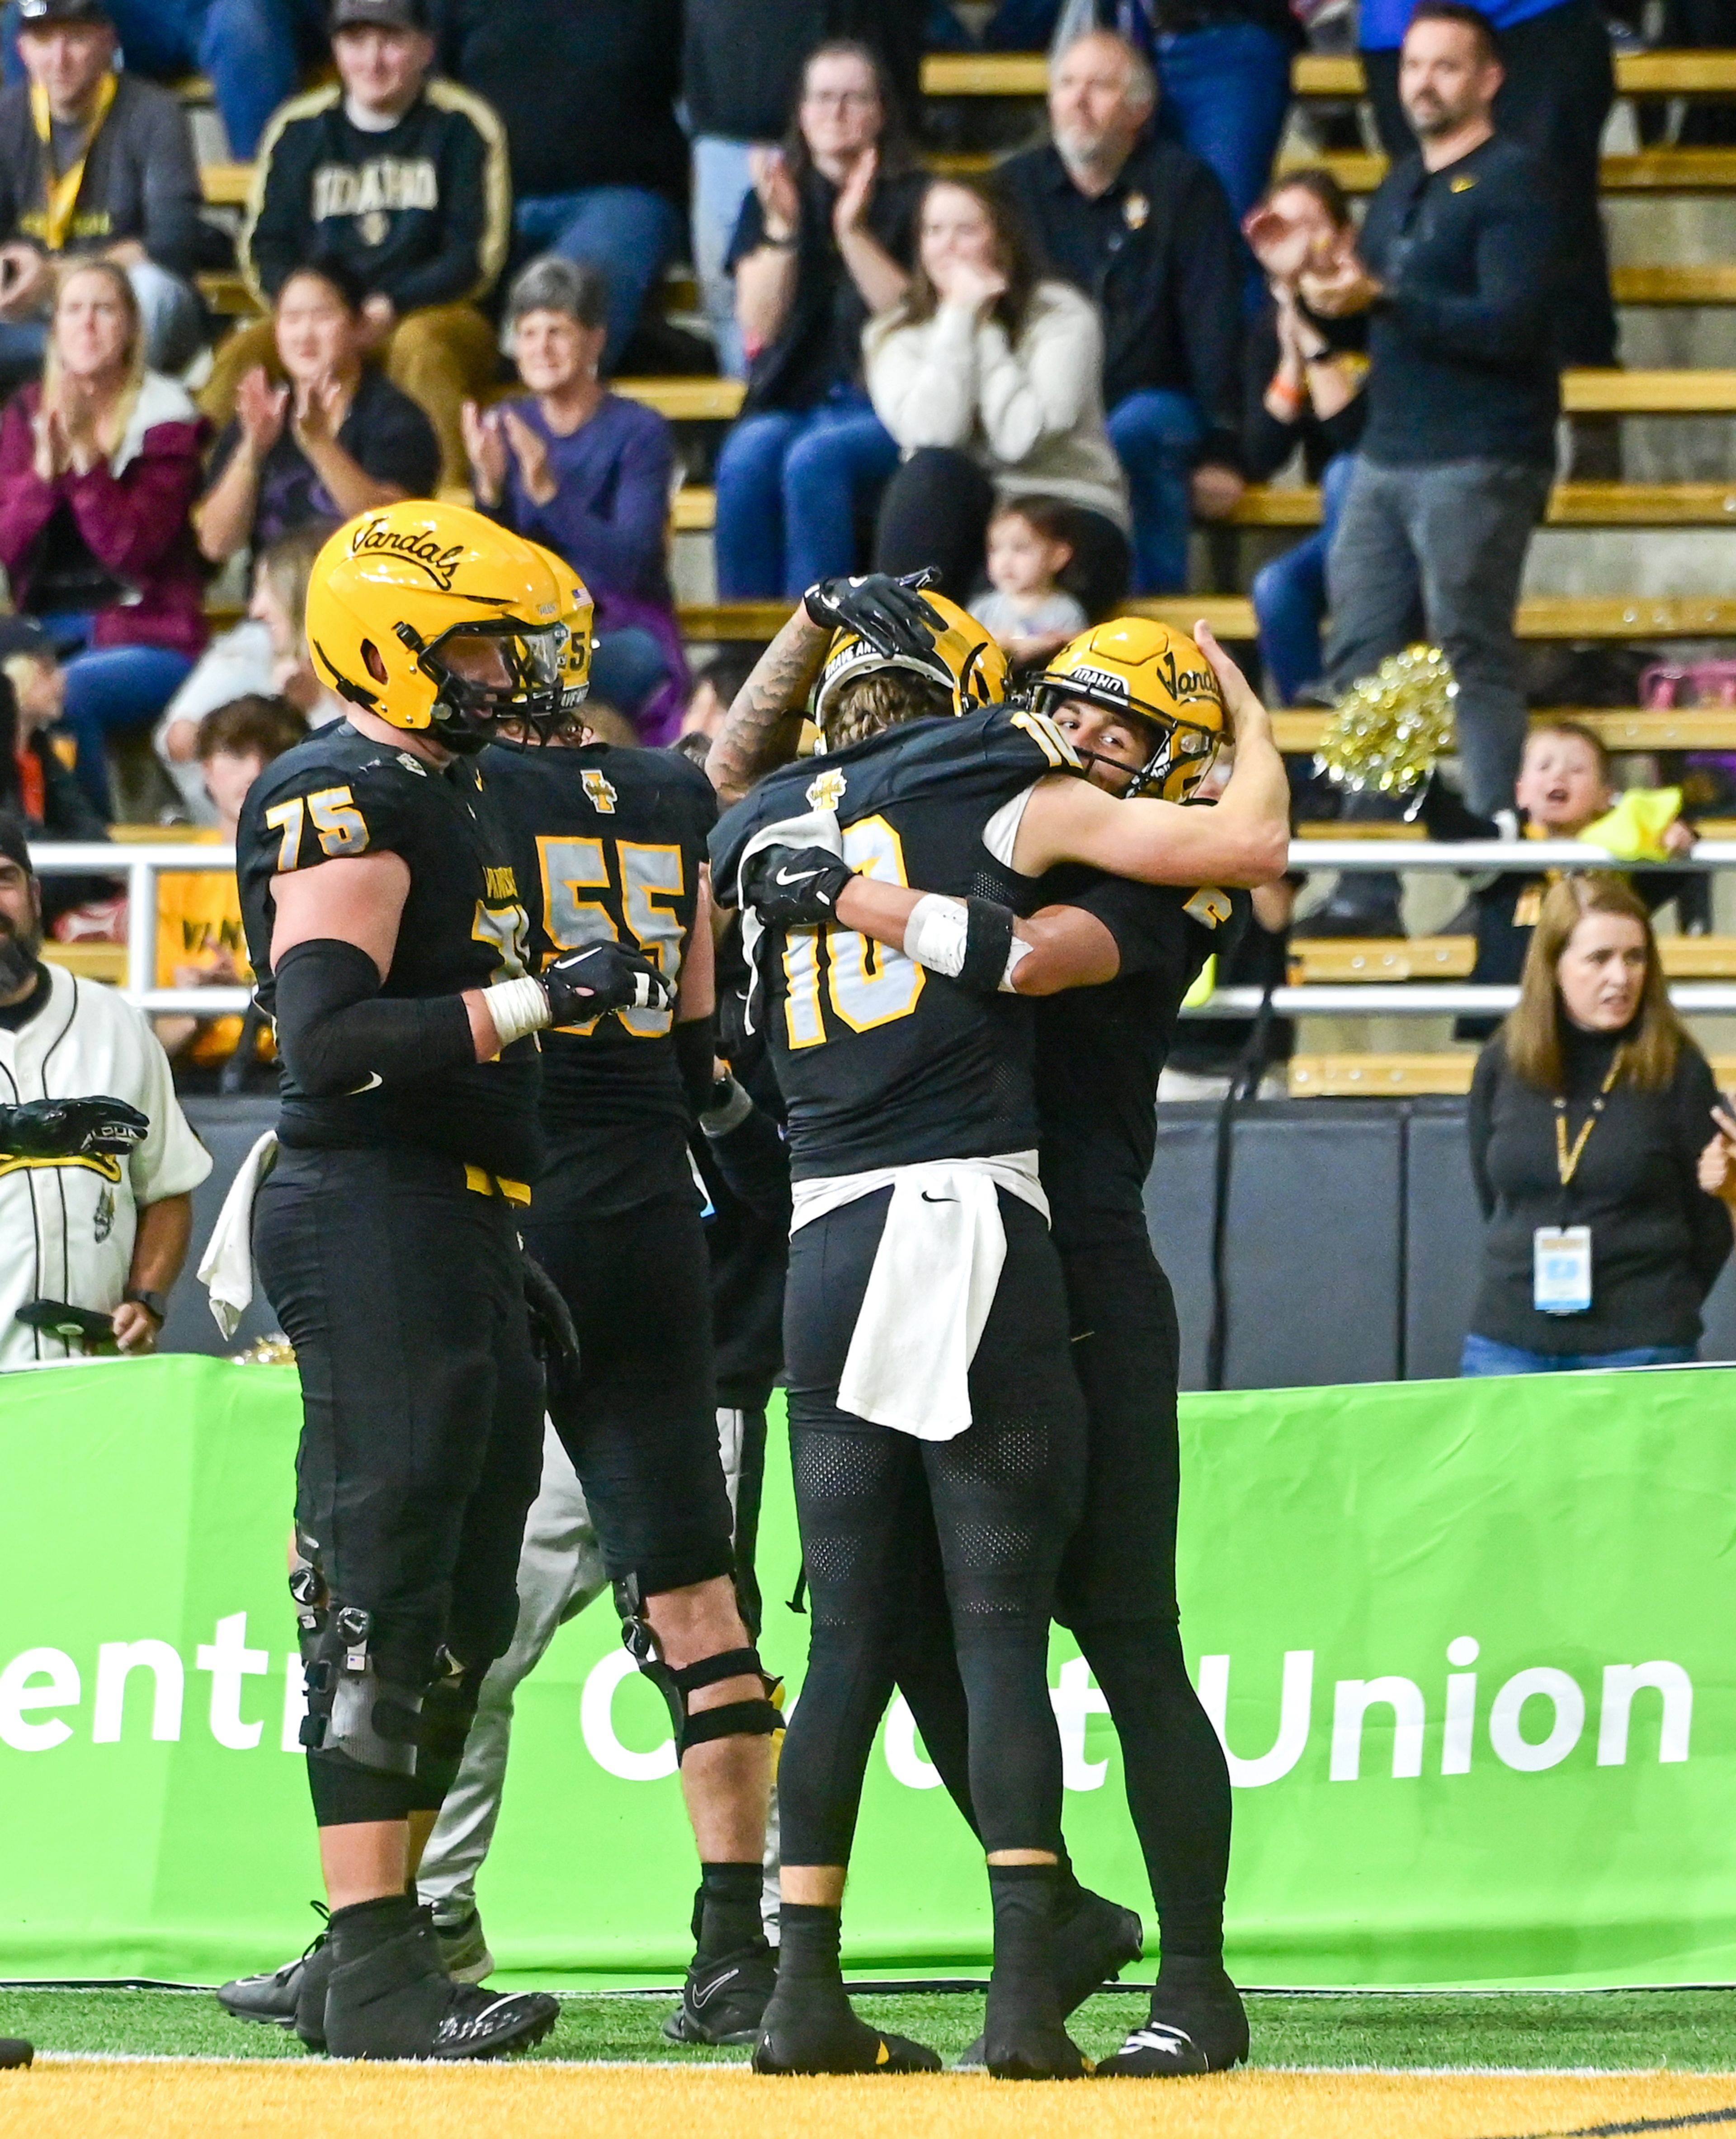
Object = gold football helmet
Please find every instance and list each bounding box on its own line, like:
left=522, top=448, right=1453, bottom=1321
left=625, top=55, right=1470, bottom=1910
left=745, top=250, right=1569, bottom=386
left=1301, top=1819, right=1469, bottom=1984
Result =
left=1033, top=619, right=1225, bottom=801
left=306, top=503, right=567, bottom=753
left=525, top=541, right=595, bottom=722
left=811, top=590, right=1011, bottom=742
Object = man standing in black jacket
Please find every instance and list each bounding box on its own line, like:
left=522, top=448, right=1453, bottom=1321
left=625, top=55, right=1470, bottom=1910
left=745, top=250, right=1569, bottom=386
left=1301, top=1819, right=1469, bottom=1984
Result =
left=998, top=29, right=1246, bottom=596
left=685, top=0, right=925, bottom=378
left=1300, top=0, right=1558, bottom=937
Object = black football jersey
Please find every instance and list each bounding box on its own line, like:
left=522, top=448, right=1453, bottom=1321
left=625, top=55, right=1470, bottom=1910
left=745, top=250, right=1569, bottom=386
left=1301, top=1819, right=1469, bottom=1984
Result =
left=238, top=721, right=542, bottom=1181
left=481, top=738, right=718, bottom=1212
left=710, top=704, right=1080, bottom=1180
left=1034, top=869, right=1235, bottom=1245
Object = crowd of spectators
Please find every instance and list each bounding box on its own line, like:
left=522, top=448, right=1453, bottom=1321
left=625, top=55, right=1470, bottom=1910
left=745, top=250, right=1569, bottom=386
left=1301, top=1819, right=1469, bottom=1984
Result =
left=0, top=0, right=1631, bottom=959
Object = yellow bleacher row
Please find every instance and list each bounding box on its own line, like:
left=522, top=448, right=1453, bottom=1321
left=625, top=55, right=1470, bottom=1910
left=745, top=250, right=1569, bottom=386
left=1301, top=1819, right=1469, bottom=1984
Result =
left=917, top=48, right=1736, bottom=98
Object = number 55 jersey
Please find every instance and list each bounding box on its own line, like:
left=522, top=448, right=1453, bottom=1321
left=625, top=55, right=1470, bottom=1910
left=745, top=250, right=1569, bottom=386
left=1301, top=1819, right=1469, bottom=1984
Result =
left=709, top=704, right=1080, bottom=1180
left=481, top=737, right=717, bottom=1212
left=237, top=720, right=543, bottom=1182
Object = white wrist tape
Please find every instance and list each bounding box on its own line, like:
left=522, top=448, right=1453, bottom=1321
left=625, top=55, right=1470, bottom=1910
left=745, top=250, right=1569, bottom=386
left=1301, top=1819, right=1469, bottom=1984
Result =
left=1000, top=937, right=1033, bottom=992
left=481, top=976, right=552, bottom=1051
left=902, top=892, right=969, bottom=978
left=902, top=892, right=1034, bottom=992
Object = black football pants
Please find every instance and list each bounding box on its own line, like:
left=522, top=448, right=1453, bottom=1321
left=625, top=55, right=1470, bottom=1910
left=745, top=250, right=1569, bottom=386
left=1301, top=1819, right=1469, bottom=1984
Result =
left=255, top=1145, right=545, bottom=1820
left=778, top=1187, right=1087, bottom=1866
left=895, top=1234, right=1234, bottom=1964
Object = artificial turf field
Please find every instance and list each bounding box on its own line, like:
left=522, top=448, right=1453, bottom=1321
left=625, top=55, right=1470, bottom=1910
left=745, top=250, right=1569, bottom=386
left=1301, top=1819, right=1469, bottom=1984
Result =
left=6, top=1988, right=1736, bottom=2139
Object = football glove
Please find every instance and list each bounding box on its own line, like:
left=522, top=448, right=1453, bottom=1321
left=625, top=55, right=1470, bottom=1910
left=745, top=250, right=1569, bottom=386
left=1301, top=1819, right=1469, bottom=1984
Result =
left=741, top=845, right=856, bottom=926
left=521, top=1251, right=580, bottom=1373
left=802, top=571, right=945, bottom=662
left=0, top=1095, right=150, bottom=1160
left=542, top=941, right=674, bottom=1025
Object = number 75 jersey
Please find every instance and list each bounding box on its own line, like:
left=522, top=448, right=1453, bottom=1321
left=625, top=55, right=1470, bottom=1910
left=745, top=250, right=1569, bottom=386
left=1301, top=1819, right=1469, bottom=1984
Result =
left=481, top=737, right=718, bottom=1209
left=709, top=703, right=1080, bottom=1182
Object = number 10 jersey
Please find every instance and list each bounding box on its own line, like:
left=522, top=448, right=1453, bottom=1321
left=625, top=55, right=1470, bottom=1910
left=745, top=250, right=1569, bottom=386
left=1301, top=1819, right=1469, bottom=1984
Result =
left=710, top=704, right=1080, bottom=1182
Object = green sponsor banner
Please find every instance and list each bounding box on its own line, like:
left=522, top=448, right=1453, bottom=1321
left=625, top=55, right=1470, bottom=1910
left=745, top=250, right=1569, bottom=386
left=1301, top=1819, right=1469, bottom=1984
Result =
left=1, top=1356, right=1732, bottom=1989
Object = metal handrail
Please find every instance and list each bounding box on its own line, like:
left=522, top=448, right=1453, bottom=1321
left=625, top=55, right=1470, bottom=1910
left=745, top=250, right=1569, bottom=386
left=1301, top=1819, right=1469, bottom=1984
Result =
left=24, top=837, right=1736, bottom=1022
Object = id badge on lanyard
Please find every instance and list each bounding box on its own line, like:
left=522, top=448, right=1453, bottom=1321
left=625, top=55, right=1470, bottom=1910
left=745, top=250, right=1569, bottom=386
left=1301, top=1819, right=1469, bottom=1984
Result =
left=1534, top=1225, right=1592, bottom=1314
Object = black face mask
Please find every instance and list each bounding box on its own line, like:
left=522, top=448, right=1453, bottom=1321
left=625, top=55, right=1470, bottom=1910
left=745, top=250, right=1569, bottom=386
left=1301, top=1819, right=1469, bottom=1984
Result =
left=0, top=910, right=42, bottom=995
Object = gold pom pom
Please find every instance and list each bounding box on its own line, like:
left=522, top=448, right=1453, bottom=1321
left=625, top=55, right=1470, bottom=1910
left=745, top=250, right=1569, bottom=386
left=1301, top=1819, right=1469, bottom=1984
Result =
left=231, top=1335, right=296, bottom=1367
left=1316, top=644, right=1458, bottom=796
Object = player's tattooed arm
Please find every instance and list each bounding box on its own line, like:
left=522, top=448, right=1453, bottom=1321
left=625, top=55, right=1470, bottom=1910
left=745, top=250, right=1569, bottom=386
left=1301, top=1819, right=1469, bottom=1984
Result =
left=706, top=607, right=829, bottom=806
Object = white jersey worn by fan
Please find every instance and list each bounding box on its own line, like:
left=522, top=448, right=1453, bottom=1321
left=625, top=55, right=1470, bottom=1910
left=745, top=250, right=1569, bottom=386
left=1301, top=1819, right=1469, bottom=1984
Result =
left=0, top=966, right=212, bottom=1369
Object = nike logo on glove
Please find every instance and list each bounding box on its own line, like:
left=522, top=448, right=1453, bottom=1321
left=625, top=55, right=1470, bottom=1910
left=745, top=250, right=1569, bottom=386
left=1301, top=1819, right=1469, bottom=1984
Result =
left=775, top=867, right=824, bottom=887
left=347, top=1072, right=384, bottom=1094
left=920, top=1190, right=957, bottom=1204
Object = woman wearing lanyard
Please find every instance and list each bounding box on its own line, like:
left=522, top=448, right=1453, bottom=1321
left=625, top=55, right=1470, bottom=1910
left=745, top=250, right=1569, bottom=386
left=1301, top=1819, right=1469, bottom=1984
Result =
left=1461, top=873, right=1735, bottom=1377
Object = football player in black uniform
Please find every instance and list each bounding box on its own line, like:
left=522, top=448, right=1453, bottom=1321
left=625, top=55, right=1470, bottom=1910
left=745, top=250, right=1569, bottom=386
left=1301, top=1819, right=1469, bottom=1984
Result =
left=476, top=560, right=784, bottom=2046
left=709, top=594, right=1288, bottom=2080
left=231, top=505, right=669, bottom=2062
left=747, top=619, right=1258, bottom=2078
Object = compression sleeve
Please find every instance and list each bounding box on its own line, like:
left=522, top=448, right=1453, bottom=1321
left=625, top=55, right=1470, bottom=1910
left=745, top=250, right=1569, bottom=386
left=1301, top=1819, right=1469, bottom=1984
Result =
left=273, top=938, right=476, bottom=1099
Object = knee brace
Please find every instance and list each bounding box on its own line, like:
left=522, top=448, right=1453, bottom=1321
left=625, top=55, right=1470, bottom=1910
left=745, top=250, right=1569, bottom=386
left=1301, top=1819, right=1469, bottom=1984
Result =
left=297, top=1598, right=424, bottom=1778
left=613, top=1577, right=781, bottom=1761
left=409, top=1647, right=485, bottom=1809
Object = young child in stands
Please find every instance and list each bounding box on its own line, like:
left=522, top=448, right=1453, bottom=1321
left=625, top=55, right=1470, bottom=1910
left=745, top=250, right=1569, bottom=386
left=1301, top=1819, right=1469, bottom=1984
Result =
left=154, top=694, right=305, bottom=1079
left=969, top=497, right=1088, bottom=667
left=1420, top=720, right=1698, bottom=1038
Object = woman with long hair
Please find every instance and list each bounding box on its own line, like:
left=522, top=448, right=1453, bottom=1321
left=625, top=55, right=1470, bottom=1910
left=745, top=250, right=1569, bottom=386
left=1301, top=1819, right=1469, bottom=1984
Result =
left=867, top=175, right=1132, bottom=618
left=0, top=260, right=208, bottom=813
left=1242, top=168, right=1368, bottom=704
left=1462, top=873, right=1734, bottom=1375
left=712, top=39, right=924, bottom=600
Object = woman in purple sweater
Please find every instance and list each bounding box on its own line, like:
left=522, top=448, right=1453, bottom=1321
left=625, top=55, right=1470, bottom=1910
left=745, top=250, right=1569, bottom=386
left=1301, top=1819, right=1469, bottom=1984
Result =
left=462, top=255, right=687, bottom=742
left=0, top=260, right=208, bottom=812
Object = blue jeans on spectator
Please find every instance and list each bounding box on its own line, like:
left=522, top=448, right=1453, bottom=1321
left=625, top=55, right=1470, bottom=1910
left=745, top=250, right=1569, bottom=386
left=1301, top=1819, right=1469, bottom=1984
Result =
left=4, top=0, right=326, bottom=159
left=714, top=388, right=900, bottom=599
left=590, top=626, right=670, bottom=716
left=44, top=616, right=197, bottom=814
left=1107, top=387, right=1201, bottom=595
left=1252, top=452, right=1358, bottom=704
left=1460, top=1333, right=1697, bottom=1377
left=1153, top=21, right=1294, bottom=227
left=690, top=137, right=759, bottom=381
left=514, top=189, right=685, bottom=375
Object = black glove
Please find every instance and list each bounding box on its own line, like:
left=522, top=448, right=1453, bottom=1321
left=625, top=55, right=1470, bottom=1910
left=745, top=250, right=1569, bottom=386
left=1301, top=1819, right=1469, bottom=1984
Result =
left=803, top=570, right=945, bottom=662
left=521, top=1251, right=580, bottom=1374
left=542, top=941, right=675, bottom=1026
left=0, top=1095, right=150, bottom=1161
left=741, top=845, right=856, bottom=926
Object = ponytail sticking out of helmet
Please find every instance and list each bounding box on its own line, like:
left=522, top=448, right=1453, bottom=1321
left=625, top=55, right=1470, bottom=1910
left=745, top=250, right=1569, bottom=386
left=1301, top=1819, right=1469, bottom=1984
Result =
left=1034, top=618, right=1225, bottom=802
left=811, top=590, right=1012, bottom=749
left=305, top=502, right=568, bottom=754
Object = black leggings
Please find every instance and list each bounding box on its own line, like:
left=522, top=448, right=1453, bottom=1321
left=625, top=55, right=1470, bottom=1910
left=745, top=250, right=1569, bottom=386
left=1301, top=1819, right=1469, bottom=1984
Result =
left=894, top=1236, right=1233, bottom=1961
left=778, top=1189, right=1086, bottom=1866
left=873, top=446, right=1132, bottom=621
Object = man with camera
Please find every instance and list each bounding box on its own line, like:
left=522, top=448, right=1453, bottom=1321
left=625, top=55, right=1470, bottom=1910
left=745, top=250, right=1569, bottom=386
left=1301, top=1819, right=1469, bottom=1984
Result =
left=0, top=812, right=210, bottom=1367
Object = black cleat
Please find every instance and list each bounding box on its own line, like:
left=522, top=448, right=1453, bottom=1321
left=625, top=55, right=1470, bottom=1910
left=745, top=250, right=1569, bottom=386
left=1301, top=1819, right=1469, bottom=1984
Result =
left=324, top=1908, right=557, bottom=2062
left=294, top=1933, right=336, bottom=2052
left=0, top=2039, right=32, bottom=2069
left=663, top=1937, right=777, bottom=2046
left=215, top=1904, right=329, bottom=2034
left=753, top=1985, right=939, bottom=2075
left=956, top=1884, right=1141, bottom=2067
left=1054, top=1887, right=1143, bottom=2016
left=1096, top=1967, right=1249, bottom=2078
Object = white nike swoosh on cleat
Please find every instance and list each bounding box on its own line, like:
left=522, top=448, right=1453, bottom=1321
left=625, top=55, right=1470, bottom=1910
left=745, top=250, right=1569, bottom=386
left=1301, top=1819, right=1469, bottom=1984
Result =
left=690, top=1967, right=741, bottom=2008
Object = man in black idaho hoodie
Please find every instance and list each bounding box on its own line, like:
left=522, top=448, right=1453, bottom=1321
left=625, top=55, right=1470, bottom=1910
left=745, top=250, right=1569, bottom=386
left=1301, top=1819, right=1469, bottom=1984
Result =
left=685, top=0, right=925, bottom=377
left=203, top=0, right=509, bottom=495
